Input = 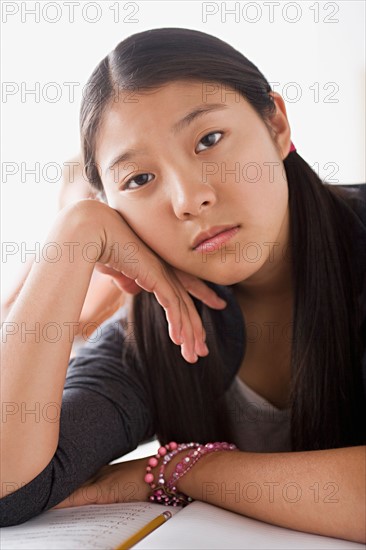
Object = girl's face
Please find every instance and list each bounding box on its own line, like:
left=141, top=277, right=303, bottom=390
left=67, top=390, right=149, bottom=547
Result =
left=95, top=80, right=292, bottom=287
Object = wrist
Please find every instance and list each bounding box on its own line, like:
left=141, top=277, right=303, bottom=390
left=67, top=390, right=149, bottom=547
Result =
left=163, top=448, right=193, bottom=489
left=56, top=199, right=105, bottom=254
left=133, top=457, right=155, bottom=501
left=144, top=444, right=198, bottom=507
left=143, top=442, right=238, bottom=506
left=165, top=448, right=224, bottom=498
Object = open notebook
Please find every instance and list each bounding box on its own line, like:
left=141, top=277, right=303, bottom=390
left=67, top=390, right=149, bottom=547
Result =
left=1, top=500, right=364, bottom=550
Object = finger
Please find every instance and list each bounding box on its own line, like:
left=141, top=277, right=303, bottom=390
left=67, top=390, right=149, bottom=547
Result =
left=52, top=500, right=68, bottom=509
left=153, top=287, right=184, bottom=347
left=94, top=263, right=116, bottom=276
left=133, top=263, right=203, bottom=362
left=174, top=272, right=227, bottom=310
left=178, top=289, right=209, bottom=360
left=95, top=263, right=141, bottom=295
left=110, top=275, right=141, bottom=294
left=133, top=266, right=184, bottom=347
left=163, top=277, right=207, bottom=363
left=58, top=483, right=107, bottom=508
left=52, top=490, right=85, bottom=509
left=152, top=281, right=198, bottom=362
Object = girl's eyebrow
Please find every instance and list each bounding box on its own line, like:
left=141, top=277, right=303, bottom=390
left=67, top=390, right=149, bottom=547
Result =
left=105, top=103, right=228, bottom=176
left=171, top=102, right=228, bottom=135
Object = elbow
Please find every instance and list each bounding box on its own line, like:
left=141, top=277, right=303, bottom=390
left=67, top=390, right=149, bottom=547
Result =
left=0, top=463, right=54, bottom=527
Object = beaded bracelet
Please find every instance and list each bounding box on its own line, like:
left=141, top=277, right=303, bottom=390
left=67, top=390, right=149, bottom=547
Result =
left=144, top=442, right=198, bottom=507
left=166, top=442, right=234, bottom=489
left=144, top=441, right=237, bottom=507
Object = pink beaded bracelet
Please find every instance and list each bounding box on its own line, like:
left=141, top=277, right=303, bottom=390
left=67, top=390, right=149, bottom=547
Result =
left=144, top=441, right=238, bottom=507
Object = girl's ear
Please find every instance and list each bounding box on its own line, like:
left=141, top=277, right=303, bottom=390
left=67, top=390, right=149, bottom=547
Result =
left=267, top=91, right=293, bottom=159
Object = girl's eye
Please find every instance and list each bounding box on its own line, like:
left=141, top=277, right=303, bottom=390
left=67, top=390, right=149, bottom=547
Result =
left=195, top=131, right=224, bottom=153
left=121, top=173, right=154, bottom=191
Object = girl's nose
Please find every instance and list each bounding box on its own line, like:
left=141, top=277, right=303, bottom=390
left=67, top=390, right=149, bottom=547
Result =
left=169, top=171, right=217, bottom=219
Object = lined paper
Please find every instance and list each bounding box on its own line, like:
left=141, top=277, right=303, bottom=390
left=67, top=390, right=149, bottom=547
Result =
left=2, top=500, right=364, bottom=549
left=0, top=502, right=181, bottom=550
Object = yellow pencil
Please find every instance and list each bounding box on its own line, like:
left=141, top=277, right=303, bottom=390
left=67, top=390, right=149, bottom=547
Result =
left=114, top=510, right=173, bottom=550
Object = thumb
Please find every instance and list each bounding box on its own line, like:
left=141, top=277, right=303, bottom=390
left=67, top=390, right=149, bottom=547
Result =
left=95, top=262, right=142, bottom=295
left=110, top=273, right=142, bottom=295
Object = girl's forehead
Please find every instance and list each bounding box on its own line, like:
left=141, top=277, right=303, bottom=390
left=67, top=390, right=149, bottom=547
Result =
left=112, top=79, right=247, bottom=109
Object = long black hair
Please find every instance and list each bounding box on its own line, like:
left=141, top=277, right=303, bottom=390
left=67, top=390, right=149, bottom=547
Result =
left=80, top=27, right=365, bottom=451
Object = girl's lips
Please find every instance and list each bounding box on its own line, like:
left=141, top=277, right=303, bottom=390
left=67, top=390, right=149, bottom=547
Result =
left=193, top=225, right=240, bottom=252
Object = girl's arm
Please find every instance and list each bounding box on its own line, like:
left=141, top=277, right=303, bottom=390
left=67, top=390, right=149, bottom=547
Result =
left=77, top=271, right=125, bottom=338
left=1, top=199, right=223, bottom=498
left=0, top=310, right=156, bottom=526
left=51, top=441, right=365, bottom=543
left=171, top=445, right=366, bottom=543
left=1, top=204, right=99, bottom=492
left=1, top=257, right=35, bottom=322
left=58, top=155, right=127, bottom=335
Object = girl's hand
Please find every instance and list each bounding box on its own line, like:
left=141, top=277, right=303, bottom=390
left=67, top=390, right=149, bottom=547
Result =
left=71, top=200, right=227, bottom=364
left=94, top=263, right=227, bottom=310
left=51, top=458, right=150, bottom=509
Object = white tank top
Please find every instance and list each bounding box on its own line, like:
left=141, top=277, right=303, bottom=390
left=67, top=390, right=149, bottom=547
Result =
left=224, top=376, right=292, bottom=453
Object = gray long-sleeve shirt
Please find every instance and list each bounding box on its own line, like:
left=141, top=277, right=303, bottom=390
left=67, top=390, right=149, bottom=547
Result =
left=1, top=184, right=365, bottom=527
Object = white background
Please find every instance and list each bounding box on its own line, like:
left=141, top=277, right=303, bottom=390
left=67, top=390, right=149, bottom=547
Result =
left=1, top=0, right=365, bottom=298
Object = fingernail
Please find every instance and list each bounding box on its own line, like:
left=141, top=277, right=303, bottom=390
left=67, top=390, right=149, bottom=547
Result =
left=201, top=343, right=209, bottom=355
left=195, top=341, right=208, bottom=357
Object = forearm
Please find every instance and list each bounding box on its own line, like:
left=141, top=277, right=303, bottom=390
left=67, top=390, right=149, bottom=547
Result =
left=172, top=445, right=366, bottom=543
left=1, top=257, right=34, bottom=321
left=78, top=273, right=125, bottom=337
left=1, top=206, right=98, bottom=490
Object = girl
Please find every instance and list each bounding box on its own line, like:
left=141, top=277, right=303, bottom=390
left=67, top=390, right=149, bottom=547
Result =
left=1, top=28, right=365, bottom=543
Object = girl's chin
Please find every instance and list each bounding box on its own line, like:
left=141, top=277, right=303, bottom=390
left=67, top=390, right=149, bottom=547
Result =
left=172, top=257, right=259, bottom=286
left=196, top=260, right=258, bottom=284
left=200, top=272, right=255, bottom=287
